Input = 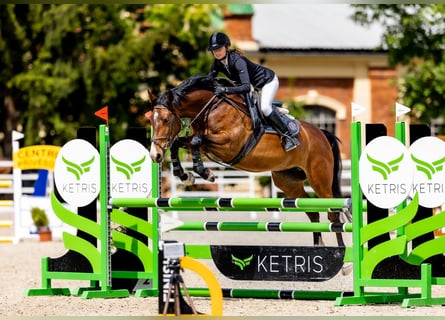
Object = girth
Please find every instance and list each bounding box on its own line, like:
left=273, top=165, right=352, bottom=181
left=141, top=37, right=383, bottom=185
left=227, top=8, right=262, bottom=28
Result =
left=225, top=92, right=265, bottom=166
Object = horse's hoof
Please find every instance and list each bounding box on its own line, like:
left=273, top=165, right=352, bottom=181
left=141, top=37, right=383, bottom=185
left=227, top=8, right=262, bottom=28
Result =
left=110, top=242, right=117, bottom=254
left=341, top=262, right=353, bottom=276
left=207, top=171, right=216, bottom=182
left=182, top=172, right=195, bottom=186
left=111, top=221, right=127, bottom=234
left=314, top=240, right=325, bottom=247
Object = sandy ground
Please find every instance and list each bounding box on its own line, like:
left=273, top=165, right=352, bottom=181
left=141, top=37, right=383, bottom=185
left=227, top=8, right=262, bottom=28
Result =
left=2, top=224, right=445, bottom=317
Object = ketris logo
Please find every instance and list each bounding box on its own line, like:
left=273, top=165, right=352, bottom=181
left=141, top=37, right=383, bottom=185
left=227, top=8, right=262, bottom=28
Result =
left=62, top=155, right=95, bottom=180
left=111, top=155, right=146, bottom=180
left=110, top=139, right=151, bottom=198
left=231, top=254, right=253, bottom=270
left=359, top=136, right=414, bottom=209
left=366, top=153, right=404, bottom=180
left=411, top=154, right=445, bottom=180
left=54, top=139, right=100, bottom=207
left=409, top=136, right=445, bottom=208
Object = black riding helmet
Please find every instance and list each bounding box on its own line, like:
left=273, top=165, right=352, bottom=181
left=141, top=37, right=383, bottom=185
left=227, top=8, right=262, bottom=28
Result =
left=208, top=32, right=231, bottom=51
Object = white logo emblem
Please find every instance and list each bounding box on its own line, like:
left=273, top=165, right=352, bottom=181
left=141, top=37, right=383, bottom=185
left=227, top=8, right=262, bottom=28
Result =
left=54, top=139, right=100, bottom=207
left=359, top=136, right=414, bottom=208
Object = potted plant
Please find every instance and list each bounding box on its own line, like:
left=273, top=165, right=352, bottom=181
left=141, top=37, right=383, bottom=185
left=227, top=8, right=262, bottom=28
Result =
left=30, top=207, right=52, bottom=242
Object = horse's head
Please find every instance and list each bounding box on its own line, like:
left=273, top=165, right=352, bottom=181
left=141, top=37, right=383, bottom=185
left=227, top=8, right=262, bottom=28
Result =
left=149, top=90, right=183, bottom=163
left=148, top=75, right=222, bottom=163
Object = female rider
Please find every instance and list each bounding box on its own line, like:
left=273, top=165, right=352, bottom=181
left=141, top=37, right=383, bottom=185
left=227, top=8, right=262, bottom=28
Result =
left=207, top=32, right=299, bottom=152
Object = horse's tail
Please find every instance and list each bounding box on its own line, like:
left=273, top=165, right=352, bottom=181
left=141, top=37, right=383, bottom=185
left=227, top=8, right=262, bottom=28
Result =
left=321, top=129, right=343, bottom=198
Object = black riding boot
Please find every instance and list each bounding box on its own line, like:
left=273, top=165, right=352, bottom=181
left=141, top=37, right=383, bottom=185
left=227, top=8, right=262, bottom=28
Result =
left=266, top=109, right=300, bottom=152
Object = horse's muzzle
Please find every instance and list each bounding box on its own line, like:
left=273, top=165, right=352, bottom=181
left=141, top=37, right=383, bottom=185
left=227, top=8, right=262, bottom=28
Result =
left=149, top=142, right=164, bottom=163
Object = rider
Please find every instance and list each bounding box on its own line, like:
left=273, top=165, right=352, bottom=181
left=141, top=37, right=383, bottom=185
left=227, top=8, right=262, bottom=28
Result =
left=207, top=32, right=299, bottom=152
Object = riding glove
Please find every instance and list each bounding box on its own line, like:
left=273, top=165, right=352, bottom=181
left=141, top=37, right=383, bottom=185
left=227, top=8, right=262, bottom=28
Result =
left=215, top=87, right=227, bottom=97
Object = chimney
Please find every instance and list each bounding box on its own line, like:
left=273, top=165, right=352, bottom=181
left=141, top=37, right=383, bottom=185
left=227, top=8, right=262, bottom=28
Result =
left=223, top=4, right=259, bottom=51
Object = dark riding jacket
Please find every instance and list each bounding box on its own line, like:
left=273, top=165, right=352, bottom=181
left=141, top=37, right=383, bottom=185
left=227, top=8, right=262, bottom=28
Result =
left=209, top=50, right=275, bottom=95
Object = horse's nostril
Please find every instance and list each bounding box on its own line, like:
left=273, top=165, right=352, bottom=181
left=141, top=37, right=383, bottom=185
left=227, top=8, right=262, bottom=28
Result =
left=156, top=154, right=162, bottom=163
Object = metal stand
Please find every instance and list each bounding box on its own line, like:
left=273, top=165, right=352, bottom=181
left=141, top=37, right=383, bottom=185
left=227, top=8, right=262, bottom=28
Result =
left=162, top=259, right=198, bottom=316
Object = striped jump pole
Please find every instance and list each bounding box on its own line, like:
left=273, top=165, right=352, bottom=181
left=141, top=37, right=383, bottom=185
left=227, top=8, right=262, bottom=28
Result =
left=156, top=207, right=342, bottom=212
left=0, top=200, right=13, bottom=207
left=188, top=287, right=348, bottom=300
left=0, top=218, right=14, bottom=242
left=0, top=180, right=12, bottom=188
left=173, top=221, right=352, bottom=233
left=111, top=197, right=353, bottom=211
left=0, top=220, right=13, bottom=228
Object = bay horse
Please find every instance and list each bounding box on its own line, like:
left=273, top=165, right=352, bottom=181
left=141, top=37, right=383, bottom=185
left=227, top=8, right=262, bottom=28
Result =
left=147, top=74, right=345, bottom=247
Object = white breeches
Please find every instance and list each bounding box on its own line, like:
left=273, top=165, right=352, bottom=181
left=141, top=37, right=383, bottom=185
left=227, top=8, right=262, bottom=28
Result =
left=260, top=75, right=279, bottom=116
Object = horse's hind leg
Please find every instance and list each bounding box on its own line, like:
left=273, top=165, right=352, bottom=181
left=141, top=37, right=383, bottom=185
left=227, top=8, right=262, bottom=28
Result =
left=309, top=172, right=345, bottom=247
left=272, top=169, right=345, bottom=247
left=306, top=211, right=324, bottom=246
left=190, top=135, right=215, bottom=182
left=271, top=170, right=324, bottom=246
left=328, top=211, right=345, bottom=247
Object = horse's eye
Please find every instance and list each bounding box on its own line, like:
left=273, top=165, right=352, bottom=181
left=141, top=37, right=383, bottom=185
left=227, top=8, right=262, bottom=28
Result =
left=162, top=117, right=169, bottom=124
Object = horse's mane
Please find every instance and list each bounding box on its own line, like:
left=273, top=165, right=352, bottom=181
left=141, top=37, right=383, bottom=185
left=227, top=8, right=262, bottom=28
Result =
left=156, top=74, right=233, bottom=109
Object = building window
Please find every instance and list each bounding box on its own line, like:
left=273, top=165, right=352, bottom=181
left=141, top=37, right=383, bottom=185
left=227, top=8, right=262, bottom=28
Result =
left=304, top=105, right=336, bottom=134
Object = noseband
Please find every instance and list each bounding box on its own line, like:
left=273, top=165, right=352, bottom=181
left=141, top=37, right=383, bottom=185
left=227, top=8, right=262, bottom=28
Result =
left=151, top=105, right=183, bottom=153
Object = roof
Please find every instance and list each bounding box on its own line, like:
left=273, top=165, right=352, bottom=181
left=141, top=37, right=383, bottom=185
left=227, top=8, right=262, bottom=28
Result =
left=251, top=4, right=385, bottom=51
left=227, top=4, right=254, bottom=15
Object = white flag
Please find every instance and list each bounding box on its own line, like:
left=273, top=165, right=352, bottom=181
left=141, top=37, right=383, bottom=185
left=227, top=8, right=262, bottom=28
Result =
left=395, top=102, right=410, bottom=117
left=12, top=130, right=24, bottom=141
left=351, top=102, right=366, bottom=117
left=160, top=213, right=184, bottom=233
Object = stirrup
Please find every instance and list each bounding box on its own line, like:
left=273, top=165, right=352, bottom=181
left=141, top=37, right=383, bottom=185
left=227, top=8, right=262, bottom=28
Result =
left=282, top=136, right=299, bottom=152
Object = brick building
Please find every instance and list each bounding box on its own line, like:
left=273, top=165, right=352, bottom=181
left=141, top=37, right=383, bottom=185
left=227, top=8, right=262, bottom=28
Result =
left=221, top=4, right=399, bottom=159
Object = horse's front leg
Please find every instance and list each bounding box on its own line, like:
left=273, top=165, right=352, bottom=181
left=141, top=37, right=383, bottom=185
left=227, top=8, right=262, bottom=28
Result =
left=190, top=135, right=215, bottom=182
left=170, top=138, right=195, bottom=186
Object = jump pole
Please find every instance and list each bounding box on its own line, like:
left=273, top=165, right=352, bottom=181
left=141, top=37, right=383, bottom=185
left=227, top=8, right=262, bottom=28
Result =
left=111, top=196, right=352, bottom=211
left=172, top=221, right=352, bottom=233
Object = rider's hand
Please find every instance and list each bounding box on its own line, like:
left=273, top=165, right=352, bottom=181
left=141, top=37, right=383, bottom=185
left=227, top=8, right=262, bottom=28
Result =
left=215, top=87, right=227, bottom=97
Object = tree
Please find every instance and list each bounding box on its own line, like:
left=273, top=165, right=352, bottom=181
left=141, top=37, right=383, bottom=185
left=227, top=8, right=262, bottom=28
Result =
left=0, top=4, right=220, bottom=156
left=0, top=5, right=30, bottom=157
left=351, top=4, right=445, bottom=128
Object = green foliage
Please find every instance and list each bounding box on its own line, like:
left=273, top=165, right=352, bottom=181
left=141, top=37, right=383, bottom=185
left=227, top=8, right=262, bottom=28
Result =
left=285, top=100, right=307, bottom=120
left=0, top=4, right=221, bottom=154
left=31, top=207, right=49, bottom=230
left=351, top=4, right=445, bottom=123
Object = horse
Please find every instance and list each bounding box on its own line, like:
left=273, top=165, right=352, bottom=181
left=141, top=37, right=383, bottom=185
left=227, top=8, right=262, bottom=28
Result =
left=147, top=74, right=345, bottom=247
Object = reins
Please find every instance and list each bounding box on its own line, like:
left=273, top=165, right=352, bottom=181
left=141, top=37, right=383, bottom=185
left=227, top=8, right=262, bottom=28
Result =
left=151, top=94, right=223, bottom=152
left=188, top=95, right=218, bottom=127
left=152, top=89, right=249, bottom=154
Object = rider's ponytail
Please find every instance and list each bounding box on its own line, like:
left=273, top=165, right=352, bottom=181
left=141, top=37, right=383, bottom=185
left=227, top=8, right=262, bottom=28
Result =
left=230, top=47, right=245, bottom=56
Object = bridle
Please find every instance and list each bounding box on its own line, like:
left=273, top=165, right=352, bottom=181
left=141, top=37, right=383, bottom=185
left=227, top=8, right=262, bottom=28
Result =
left=151, top=92, right=245, bottom=154
left=150, top=105, right=183, bottom=153
left=151, top=94, right=220, bottom=152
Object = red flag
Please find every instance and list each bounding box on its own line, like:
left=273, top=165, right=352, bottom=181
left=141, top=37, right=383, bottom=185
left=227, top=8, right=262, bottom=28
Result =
left=95, top=106, right=108, bottom=126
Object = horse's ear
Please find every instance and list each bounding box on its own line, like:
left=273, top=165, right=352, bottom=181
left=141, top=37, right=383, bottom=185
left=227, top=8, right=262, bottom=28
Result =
left=167, top=90, right=174, bottom=102
left=144, top=110, right=153, bottom=124
left=146, top=88, right=157, bottom=104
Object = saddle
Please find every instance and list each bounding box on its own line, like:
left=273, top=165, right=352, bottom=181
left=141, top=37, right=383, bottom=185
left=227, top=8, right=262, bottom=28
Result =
left=249, top=89, right=300, bottom=135
left=227, top=88, right=300, bottom=165
left=215, top=78, right=300, bottom=165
